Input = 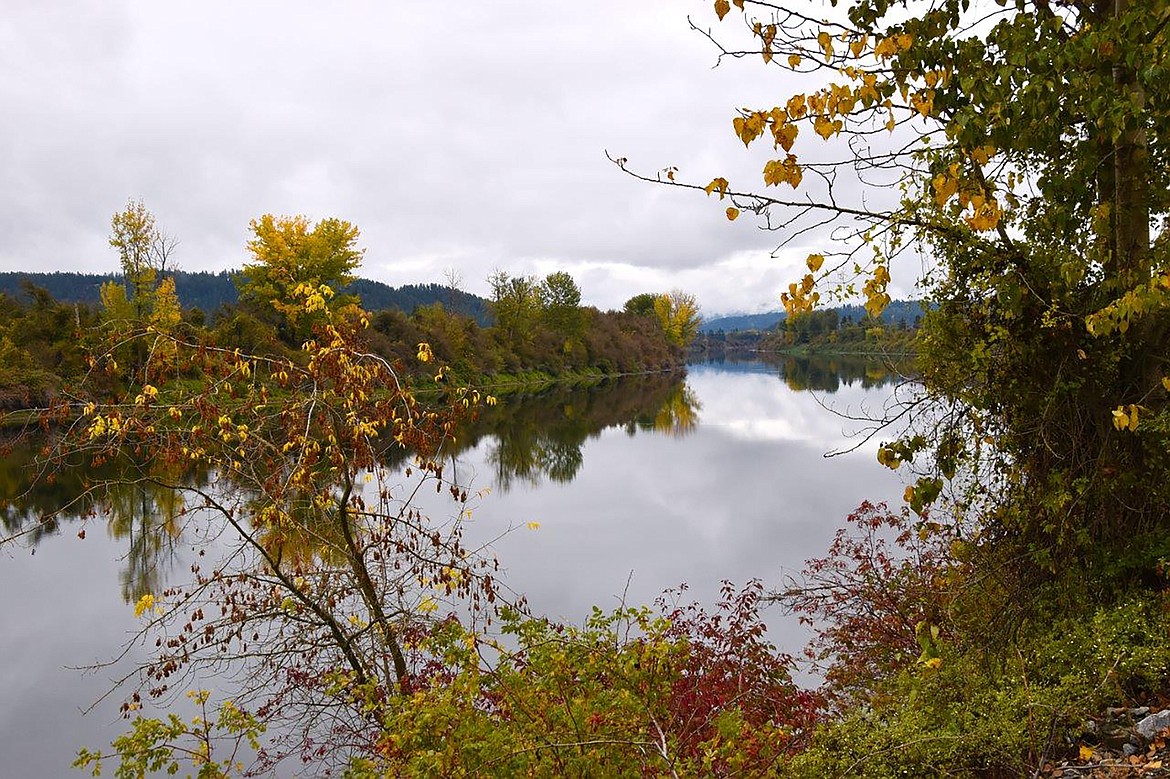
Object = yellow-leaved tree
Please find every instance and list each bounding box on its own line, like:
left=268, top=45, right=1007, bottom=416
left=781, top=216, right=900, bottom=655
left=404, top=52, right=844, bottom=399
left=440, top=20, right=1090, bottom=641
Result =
left=61, top=216, right=507, bottom=776
left=653, top=289, right=701, bottom=348
left=236, top=214, right=363, bottom=346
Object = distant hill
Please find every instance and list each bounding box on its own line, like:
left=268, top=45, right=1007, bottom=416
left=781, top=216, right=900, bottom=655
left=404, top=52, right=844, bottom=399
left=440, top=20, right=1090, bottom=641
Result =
left=0, top=271, right=491, bottom=324
left=701, top=299, right=927, bottom=333
left=699, top=311, right=785, bottom=333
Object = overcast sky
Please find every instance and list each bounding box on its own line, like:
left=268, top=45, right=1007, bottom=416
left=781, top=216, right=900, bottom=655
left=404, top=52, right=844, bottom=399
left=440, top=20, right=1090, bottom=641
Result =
left=1, top=0, right=887, bottom=316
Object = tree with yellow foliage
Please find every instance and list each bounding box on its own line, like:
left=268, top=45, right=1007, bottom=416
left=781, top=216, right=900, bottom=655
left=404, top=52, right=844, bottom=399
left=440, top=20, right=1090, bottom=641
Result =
left=620, top=0, right=1170, bottom=576
left=653, top=289, right=702, bottom=349
left=236, top=214, right=363, bottom=346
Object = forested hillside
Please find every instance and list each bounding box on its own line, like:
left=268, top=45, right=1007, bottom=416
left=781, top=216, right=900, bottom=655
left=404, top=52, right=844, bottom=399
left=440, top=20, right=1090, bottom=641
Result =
left=0, top=271, right=491, bottom=324
left=699, top=299, right=925, bottom=333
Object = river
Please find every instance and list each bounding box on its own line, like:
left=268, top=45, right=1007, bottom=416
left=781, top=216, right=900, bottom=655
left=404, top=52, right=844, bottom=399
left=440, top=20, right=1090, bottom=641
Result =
left=0, top=355, right=912, bottom=777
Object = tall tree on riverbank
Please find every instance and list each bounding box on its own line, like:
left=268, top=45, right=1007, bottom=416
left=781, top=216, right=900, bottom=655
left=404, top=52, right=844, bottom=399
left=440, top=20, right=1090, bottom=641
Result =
left=608, top=2, right=1170, bottom=773
left=653, top=289, right=701, bottom=348
left=107, top=199, right=178, bottom=321
left=625, top=0, right=1170, bottom=576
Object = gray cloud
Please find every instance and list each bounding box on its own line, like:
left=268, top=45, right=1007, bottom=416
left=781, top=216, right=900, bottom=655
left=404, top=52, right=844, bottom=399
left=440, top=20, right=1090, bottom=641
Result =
left=1, top=0, right=911, bottom=314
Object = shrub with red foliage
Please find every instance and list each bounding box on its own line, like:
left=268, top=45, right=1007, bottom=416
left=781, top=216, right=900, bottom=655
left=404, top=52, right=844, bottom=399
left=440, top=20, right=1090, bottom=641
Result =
left=658, top=580, right=824, bottom=764
left=782, top=501, right=952, bottom=706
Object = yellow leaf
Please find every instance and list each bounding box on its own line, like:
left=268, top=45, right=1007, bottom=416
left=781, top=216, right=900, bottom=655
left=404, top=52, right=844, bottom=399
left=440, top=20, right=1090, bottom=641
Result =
left=968, top=145, right=996, bottom=166
left=1162, top=376, right=1170, bottom=391
left=932, top=165, right=959, bottom=207
left=714, top=0, right=730, bottom=20
left=134, top=593, right=156, bottom=618
left=763, top=155, right=802, bottom=188
left=774, top=122, right=799, bottom=152
left=1079, top=745, right=1094, bottom=762
left=1112, top=406, right=1130, bottom=430
left=788, top=53, right=802, bottom=68
left=526, top=521, right=541, bottom=530
left=817, top=31, right=834, bottom=61
left=726, top=207, right=740, bottom=221
left=911, top=89, right=934, bottom=117
left=806, top=253, right=825, bottom=272
left=786, top=93, right=807, bottom=119
left=704, top=177, right=730, bottom=199
left=814, top=116, right=841, bottom=139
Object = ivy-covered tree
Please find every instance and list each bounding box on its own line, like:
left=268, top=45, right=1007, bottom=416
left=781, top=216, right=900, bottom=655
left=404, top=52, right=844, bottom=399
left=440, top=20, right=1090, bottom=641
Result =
left=624, top=0, right=1170, bottom=583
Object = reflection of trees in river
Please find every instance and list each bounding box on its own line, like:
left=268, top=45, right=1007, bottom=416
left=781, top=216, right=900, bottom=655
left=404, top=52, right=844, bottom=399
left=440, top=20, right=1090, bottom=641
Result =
left=2, top=357, right=890, bottom=592
left=0, top=375, right=699, bottom=596
left=0, top=437, right=210, bottom=601
left=459, top=373, right=699, bottom=491
left=753, top=354, right=911, bottom=392
left=103, top=474, right=188, bottom=601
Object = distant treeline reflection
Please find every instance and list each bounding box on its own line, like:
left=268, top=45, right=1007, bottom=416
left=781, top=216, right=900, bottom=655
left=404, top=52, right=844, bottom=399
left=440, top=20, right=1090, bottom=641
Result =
left=701, top=354, right=910, bottom=392
left=0, top=440, right=212, bottom=602
left=460, top=372, right=700, bottom=490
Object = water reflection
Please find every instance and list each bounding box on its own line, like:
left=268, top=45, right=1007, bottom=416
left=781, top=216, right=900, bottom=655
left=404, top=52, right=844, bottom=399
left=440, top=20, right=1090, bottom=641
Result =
left=456, top=373, right=700, bottom=490
left=0, top=440, right=209, bottom=602
left=0, top=356, right=908, bottom=777
left=702, top=353, right=911, bottom=392
left=0, top=356, right=900, bottom=600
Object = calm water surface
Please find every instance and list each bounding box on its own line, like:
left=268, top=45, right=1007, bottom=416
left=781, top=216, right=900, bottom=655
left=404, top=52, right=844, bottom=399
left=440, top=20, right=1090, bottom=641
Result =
left=0, top=356, right=911, bottom=777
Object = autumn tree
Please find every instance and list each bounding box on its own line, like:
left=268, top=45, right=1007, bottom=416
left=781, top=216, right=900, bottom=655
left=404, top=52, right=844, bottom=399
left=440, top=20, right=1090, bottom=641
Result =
left=99, top=202, right=185, bottom=381
left=614, top=6, right=1170, bottom=772
left=236, top=214, right=363, bottom=346
left=58, top=223, right=508, bottom=772
left=653, top=289, right=702, bottom=348
left=107, top=199, right=179, bottom=320
left=624, top=0, right=1170, bottom=584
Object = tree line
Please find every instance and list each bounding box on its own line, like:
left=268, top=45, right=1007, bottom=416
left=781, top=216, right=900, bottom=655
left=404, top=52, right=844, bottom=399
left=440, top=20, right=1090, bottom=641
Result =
left=0, top=203, right=703, bottom=411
